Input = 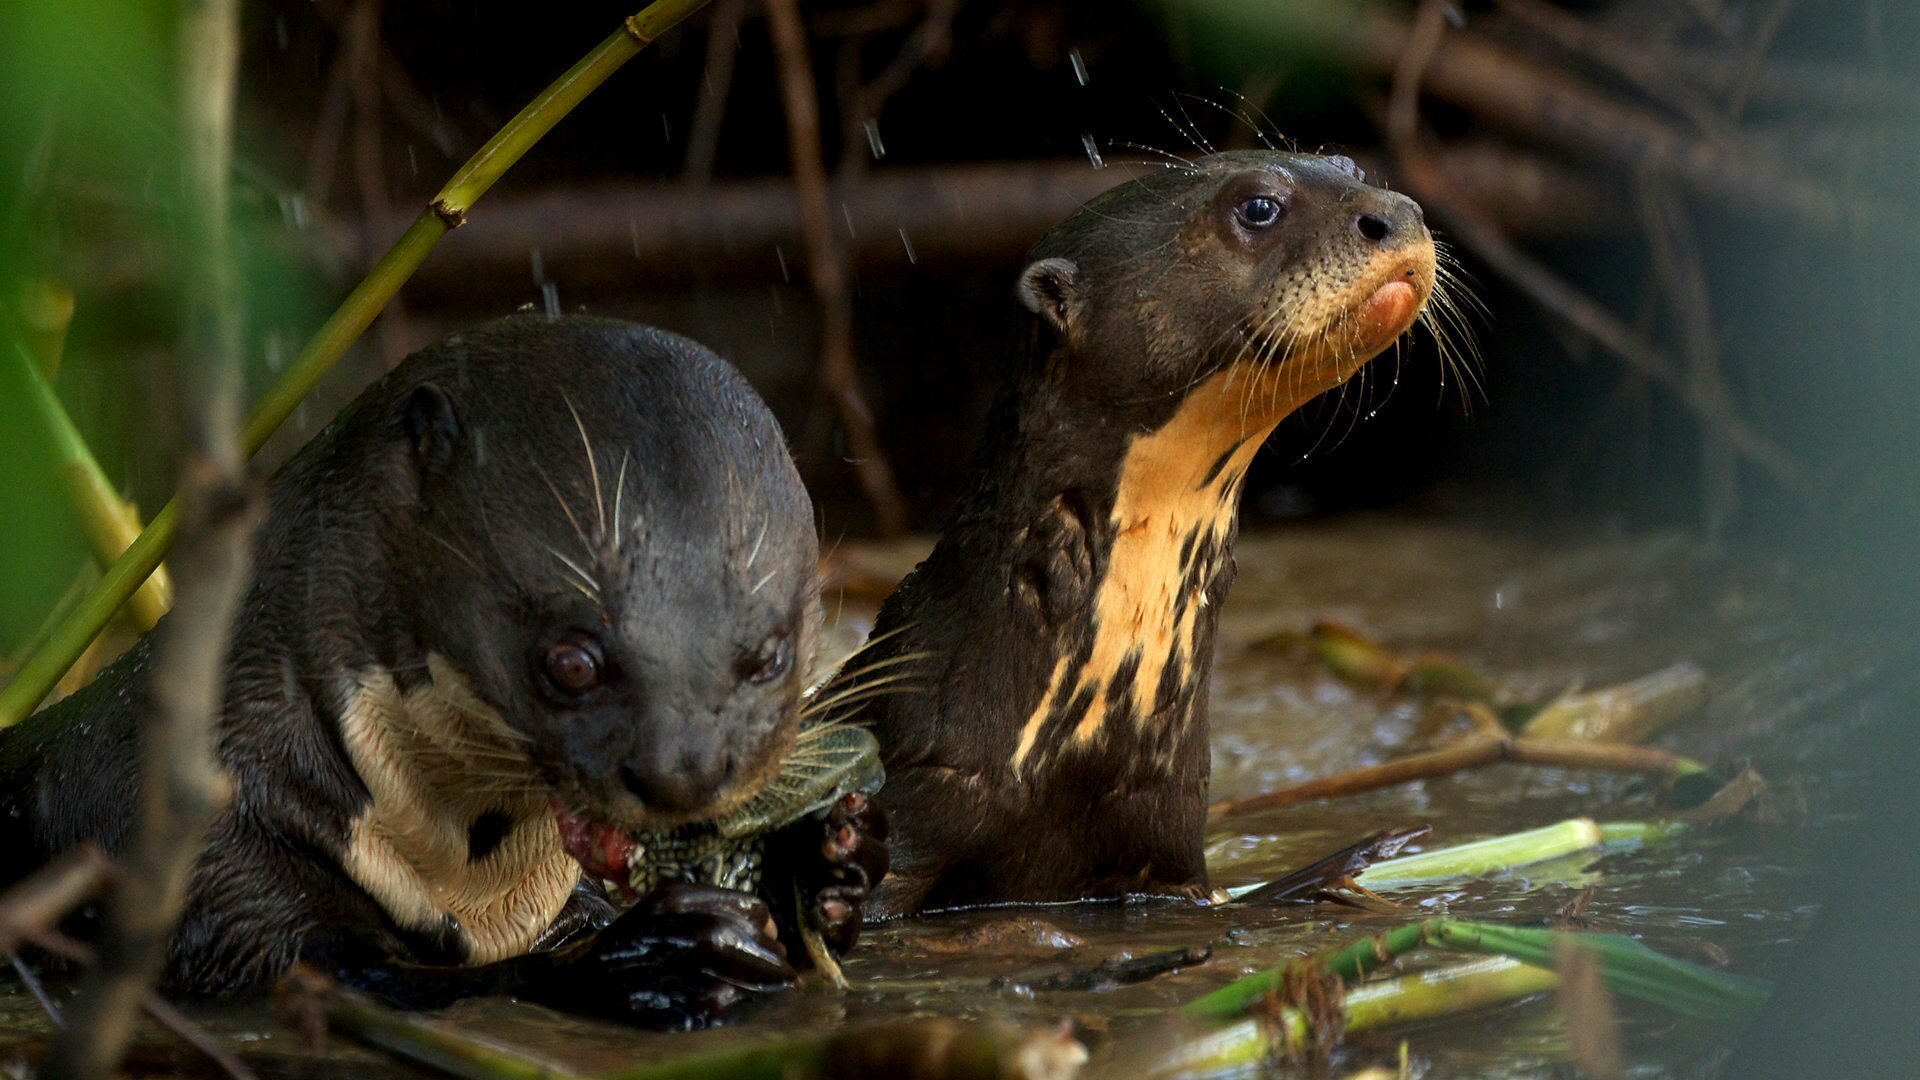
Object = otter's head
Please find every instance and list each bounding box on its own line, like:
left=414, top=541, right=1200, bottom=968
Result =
left=1016, top=150, right=1437, bottom=427
left=373, top=317, right=820, bottom=836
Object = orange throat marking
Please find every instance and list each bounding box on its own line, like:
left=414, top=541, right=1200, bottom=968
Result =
left=1006, top=361, right=1331, bottom=776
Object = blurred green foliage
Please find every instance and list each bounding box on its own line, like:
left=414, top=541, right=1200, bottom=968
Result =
left=0, top=0, right=312, bottom=656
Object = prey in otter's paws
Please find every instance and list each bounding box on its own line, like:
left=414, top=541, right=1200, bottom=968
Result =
left=0, top=315, right=882, bottom=1028
left=821, top=151, right=1442, bottom=914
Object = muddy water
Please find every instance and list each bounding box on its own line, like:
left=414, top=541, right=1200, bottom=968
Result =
left=0, top=516, right=1887, bottom=1077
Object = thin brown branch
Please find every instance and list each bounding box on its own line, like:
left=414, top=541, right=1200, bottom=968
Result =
left=1493, top=0, right=1733, bottom=138
left=1257, top=4, right=1914, bottom=234
left=1206, top=736, right=1700, bottom=822
left=765, top=0, right=908, bottom=536
left=683, top=0, right=748, bottom=186
left=1639, top=180, right=1738, bottom=541
left=0, top=844, right=112, bottom=954
left=1727, top=0, right=1799, bottom=118
left=1391, top=138, right=1806, bottom=491
left=45, top=2, right=255, bottom=1075
left=311, top=0, right=463, bottom=158
left=346, top=0, right=410, bottom=367
left=837, top=0, right=960, bottom=175
left=31, top=931, right=259, bottom=1080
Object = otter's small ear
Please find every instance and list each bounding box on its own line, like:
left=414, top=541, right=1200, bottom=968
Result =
left=404, top=383, right=461, bottom=473
left=1017, top=257, right=1079, bottom=335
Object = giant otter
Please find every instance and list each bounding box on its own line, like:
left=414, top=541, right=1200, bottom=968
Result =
left=832, top=150, right=1437, bottom=914
left=0, top=315, right=885, bottom=1028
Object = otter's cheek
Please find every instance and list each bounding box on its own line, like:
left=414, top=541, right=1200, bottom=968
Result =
left=1355, top=280, right=1419, bottom=348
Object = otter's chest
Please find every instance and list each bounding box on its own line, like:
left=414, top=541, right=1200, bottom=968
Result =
left=335, top=656, right=577, bottom=965
left=1008, top=424, right=1257, bottom=779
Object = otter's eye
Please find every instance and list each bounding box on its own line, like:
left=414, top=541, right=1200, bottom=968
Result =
left=541, top=636, right=603, bottom=696
left=1236, top=195, right=1284, bottom=229
left=743, top=634, right=793, bottom=686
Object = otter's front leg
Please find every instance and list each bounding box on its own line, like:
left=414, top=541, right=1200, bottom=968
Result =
left=320, top=884, right=794, bottom=1029
left=759, top=792, right=890, bottom=961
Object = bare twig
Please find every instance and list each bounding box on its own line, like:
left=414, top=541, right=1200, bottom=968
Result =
left=765, top=0, right=908, bottom=536
left=836, top=0, right=960, bottom=175
left=312, top=0, right=463, bottom=158
left=45, top=2, right=256, bottom=1075
left=1391, top=139, right=1805, bottom=491
left=1493, top=0, right=1733, bottom=138
left=684, top=0, right=747, bottom=185
left=31, top=931, right=258, bottom=1080
left=1245, top=4, right=1914, bottom=234
left=0, top=843, right=112, bottom=954
left=1639, top=180, right=1738, bottom=542
left=1727, top=0, right=1799, bottom=118
left=1206, top=735, right=1704, bottom=822
left=346, top=0, right=411, bottom=367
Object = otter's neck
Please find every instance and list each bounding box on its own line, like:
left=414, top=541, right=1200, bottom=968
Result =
left=874, top=363, right=1287, bottom=780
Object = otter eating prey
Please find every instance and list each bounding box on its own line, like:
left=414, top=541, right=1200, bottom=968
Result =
left=0, top=315, right=886, bottom=1028
left=826, top=150, right=1438, bottom=914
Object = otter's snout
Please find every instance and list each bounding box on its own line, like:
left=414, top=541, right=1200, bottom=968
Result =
left=1351, top=189, right=1427, bottom=251
left=618, top=746, right=737, bottom=816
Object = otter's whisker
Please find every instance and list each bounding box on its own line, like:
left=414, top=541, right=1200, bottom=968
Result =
left=563, top=395, right=607, bottom=544
left=611, top=449, right=631, bottom=555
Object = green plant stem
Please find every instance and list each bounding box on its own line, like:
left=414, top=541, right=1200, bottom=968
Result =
left=0, top=0, right=712, bottom=728
left=1152, top=957, right=1559, bottom=1077
left=1355, top=818, right=1605, bottom=886
left=1181, top=918, right=1769, bottom=1026
left=2, top=342, right=173, bottom=630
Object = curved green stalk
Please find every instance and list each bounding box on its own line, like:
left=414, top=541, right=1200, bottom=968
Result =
left=0, top=0, right=713, bottom=727
left=1181, top=917, right=1768, bottom=1025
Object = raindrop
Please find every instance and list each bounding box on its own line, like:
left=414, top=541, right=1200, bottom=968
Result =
left=842, top=202, right=856, bottom=239
left=407, top=144, right=418, bottom=177
left=898, top=227, right=917, bottom=264
left=1069, top=48, right=1088, bottom=85
left=629, top=219, right=640, bottom=258
left=541, top=281, right=560, bottom=321
left=774, top=245, right=790, bottom=282
left=661, top=113, right=671, bottom=141
left=864, top=119, right=885, bottom=160
left=1082, top=134, right=1104, bottom=169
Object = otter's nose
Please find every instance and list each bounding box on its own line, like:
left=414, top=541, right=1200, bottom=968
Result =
left=1354, top=191, right=1426, bottom=246
left=619, top=746, right=738, bottom=816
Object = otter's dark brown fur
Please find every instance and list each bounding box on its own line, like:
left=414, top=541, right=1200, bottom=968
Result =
left=831, top=151, right=1437, bottom=914
left=0, top=315, right=885, bottom=1028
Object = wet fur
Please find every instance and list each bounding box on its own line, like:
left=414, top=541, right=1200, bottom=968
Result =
left=828, top=151, right=1438, bottom=914
left=0, top=315, right=822, bottom=997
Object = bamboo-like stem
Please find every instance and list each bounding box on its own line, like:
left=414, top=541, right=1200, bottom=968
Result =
left=1206, top=735, right=1710, bottom=821
left=1353, top=818, right=1606, bottom=886
left=1149, top=957, right=1559, bottom=1076
left=2, top=344, right=174, bottom=630
left=1180, top=918, right=1768, bottom=1026
left=0, top=0, right=714, bottom=729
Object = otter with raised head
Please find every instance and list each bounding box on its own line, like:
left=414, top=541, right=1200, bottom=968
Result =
left=0, top=315, right=885, bottom=1028
left=832, top=150, right=1437, bottom=914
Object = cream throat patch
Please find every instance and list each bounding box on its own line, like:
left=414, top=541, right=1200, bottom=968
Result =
left=335, top=654, right=577, bottom=965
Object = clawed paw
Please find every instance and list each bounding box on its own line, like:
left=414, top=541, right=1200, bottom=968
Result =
left=763, top=791, right=891, bottom=960
left=532, top=883, right=794, bottom=1029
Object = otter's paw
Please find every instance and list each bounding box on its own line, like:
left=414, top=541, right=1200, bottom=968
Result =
left=532, top=883, right=793, bottom=1029
left=764, top=792, right=891, bottom=960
